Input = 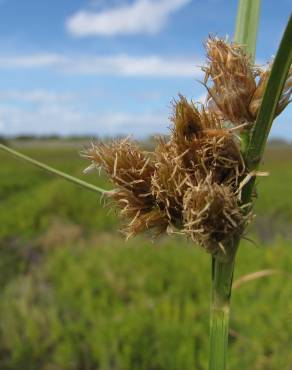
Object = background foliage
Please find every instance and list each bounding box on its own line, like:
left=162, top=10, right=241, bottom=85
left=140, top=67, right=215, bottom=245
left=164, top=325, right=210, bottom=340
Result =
left=0, top=140, right=291, bottom=370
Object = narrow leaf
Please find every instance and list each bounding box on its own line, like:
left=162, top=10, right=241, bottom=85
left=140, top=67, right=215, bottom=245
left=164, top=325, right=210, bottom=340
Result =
left=246, top=15, right=292, bottom=169
left=242, top=15, right=292, bottom=203
left=232, top=269, right=288, bottom=290
left=0, top=143, right=109, bottom=195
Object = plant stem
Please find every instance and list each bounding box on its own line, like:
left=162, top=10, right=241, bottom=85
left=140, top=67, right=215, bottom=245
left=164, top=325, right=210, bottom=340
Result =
left=234, top=0, right=261, bottom=61
left=0, top=143, right=108, bottom=195
left=208, top=1, right=262, bottom=369
left=209, top=246, right=237, bottom=370
left=208, top=13, right=292, bottom=370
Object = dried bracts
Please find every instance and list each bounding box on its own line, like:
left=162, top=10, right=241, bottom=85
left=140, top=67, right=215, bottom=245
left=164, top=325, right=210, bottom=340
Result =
left=83, top=139, right=169, bottom=238
left=204, top=37, right=291, bottom=125
left=83, top=37, right=291, bottom=260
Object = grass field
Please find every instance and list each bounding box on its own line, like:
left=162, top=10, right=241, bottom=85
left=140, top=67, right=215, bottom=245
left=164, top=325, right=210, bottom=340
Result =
left=0, top=140, right=291, bottom=370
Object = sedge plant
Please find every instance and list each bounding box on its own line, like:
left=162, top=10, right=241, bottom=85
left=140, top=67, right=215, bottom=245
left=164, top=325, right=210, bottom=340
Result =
left=0, top=1, right=291, bottom=369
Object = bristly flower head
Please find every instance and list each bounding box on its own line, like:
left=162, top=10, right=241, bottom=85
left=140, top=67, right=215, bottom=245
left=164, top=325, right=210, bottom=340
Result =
left=249, top=66, right=292, bottom=118
left=83, top=138, right=169, bottom=238
left=182, top=178, right=247, bottom=257
left=203, top=37, right=291, bottom=126
left=83, top=37, right=291, bottom=261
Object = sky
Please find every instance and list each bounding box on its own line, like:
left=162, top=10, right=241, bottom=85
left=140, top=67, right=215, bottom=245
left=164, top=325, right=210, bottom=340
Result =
left=0, top=0, right=291, bottom=138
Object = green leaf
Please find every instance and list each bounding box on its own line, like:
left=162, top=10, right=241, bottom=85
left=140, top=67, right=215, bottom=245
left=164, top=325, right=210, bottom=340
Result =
left=234, top=0, right=261, bottom=61
left=246, top=15, right=292, bottom=169
left=0, top=143, right=108, bottom=195
left=242, top=15, right=292, bottom=203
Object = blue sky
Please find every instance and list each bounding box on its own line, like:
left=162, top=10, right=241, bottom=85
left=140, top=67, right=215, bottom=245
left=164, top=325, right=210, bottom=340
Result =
left=0, top=0, right=291, bottom=138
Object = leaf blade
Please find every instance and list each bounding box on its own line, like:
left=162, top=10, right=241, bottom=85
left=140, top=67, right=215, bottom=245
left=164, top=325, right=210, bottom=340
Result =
left=0, top=143, right=109, bottom=195
left=247, top=15, right=292, bottom=168
left=242, top=15, right=292, bottom=202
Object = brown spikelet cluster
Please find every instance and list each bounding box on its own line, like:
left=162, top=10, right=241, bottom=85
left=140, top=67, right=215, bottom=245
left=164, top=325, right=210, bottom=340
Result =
left=151, top=96, right=248, bottom=257
left=83, top=37, right=291, bottom=259
left=204, top=37, right=292, bottom=124
left=249, top=66, right=292, bottom=118
left=183, top=178, right=245, bottom=256
left=83, top=139, right=169, bottom=238
left=204, top=37, right=257, bottom=123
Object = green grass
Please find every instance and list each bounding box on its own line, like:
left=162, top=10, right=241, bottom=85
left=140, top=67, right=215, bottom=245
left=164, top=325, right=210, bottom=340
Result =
left=1, top=143, right=292, bottom=242
left=0, top=142, right=291, bottom=370
left=0, top=146, right=115, bottom=241
left=0, top=239, right=291, bottom=370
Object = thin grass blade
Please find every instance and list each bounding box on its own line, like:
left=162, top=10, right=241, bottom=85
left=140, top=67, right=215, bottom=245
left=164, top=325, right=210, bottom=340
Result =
left=247, top=15, right=292, bottom=168
left=242, top=15, right=292, bottom=202
left=0, top=143, right=109, bottom=195
left=232, top=269, right=289, bottom=290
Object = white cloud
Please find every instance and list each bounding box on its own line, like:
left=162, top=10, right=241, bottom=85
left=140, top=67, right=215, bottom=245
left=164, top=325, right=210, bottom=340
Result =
left=63, top=54, right=200, bottom=77
left=101, top=111, right=167, bottom=135
left=0, top=54, right=63, bottom=68
left=0, top=103, right=168, bottom=137
left=0, top=90, right=75, bottom=104
left=66, top=0, right=191, bottom=37
left=0, top=53, right=201, bottom=78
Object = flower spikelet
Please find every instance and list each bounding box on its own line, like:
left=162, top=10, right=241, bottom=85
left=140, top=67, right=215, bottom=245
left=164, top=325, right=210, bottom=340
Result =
left=83, top=138, right=169, bottom=237
left=170, top=102, right=244, bottom=188
left=83, top=36, right=291, bottom=259
left=123, top=207, right=169, bottom=239
left=204, top=37, right=257, bottom=123
left=249, top=66, right=292, bottom=118
left=182, top=179, right=246, bottom=255
left=171, top=95, right=203, bottom=141
left=151, top=138, right=190, bottom=222
left=83, top=138, right=154, bottom=199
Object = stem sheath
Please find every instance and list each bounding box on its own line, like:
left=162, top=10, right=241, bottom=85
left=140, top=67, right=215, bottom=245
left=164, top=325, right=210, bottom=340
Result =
left=208, top=1, right=261, bottom=367
left=234, top=0, right=261, bottom=61
left=209, top=251, right=236, bottom=370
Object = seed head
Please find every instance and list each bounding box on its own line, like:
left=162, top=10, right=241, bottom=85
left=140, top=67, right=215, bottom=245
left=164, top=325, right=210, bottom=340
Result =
left=151, top=138, right=190, bottom=222
left=203, top=37, right=257, bottom=123
left=83, top=139, right=168, bottom=238
left=83, top=36, right=291, bottom=260
left=182, top=178, right=246, bottom=257
left=171, top=95, right=203, bottom=141
left=83, top=138, right=154, bottom=199
left=249, top=66, right=292, bottom=118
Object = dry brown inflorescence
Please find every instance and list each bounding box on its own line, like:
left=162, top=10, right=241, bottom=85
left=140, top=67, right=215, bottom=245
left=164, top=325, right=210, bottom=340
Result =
left=83, top=37, right=291, bottom=259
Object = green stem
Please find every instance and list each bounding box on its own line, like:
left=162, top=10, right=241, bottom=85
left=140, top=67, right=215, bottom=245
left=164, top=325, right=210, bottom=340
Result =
left=208, top=1, right=262, bottom=369
left=209, top=244, right=237, bottom=370
left=234, top=0, right=261, bottom=61
left=0, top=143, right=108, bottom=195
left=209, top=14, right=292, bottom=370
